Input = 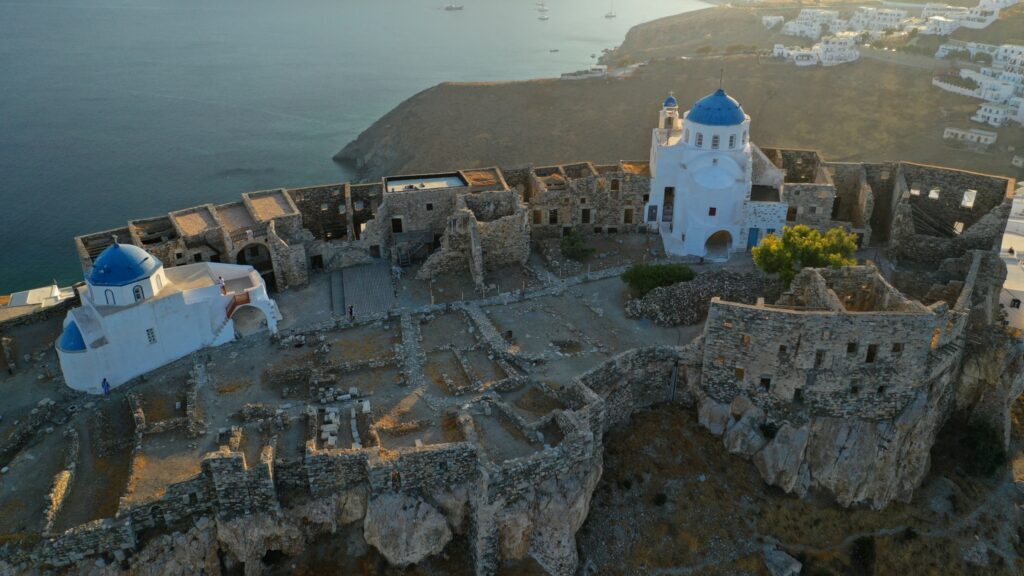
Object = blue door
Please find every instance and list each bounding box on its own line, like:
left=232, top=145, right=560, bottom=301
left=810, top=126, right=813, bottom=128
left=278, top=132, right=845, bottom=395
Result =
left=747, top=228, right=761, bottom=251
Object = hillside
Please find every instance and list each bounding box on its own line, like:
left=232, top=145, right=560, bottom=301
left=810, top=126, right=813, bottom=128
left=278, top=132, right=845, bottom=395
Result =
left=336, top=54, right=1022, bottom=180
left=952, top=3, right=1024, bottom=44
left=600, top=6, right=800, bottom=66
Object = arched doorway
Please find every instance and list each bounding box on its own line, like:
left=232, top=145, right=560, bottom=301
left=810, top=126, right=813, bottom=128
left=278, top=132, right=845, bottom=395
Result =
left=232, top=305, right=269, bottom=338
left=236, top=243, right=276, bottom=291
left=704, top=231, right=732, bottom=261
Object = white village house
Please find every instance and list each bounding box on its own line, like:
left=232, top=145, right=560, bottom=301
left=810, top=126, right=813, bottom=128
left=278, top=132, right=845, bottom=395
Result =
left=999, top=187, right=1024, bottom=330
left=56, top=243, right=281, bottom=393
left=645, top=90, right=786, bottom=260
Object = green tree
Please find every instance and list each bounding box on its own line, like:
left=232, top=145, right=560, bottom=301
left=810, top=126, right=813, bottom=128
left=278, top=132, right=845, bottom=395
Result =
left=752, top=225, right=858, bottom=286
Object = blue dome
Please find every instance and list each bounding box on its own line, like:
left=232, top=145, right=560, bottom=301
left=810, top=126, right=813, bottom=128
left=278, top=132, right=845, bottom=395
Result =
left=663, top=94, right=678, bottom=108
left=686, top=89, right=746, bottom=126
left=59, top=321, right=87, bottom=352
left=87, top=244, right=162, bottom=287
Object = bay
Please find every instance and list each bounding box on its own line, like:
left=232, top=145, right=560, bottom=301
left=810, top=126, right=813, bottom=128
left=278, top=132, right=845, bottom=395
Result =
left=0, top=0, right=706, bottom=293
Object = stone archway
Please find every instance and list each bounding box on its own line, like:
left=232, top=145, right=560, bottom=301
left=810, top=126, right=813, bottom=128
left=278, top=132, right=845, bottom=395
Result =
left=231, top=305, right=269, bottom=337
left=236, top=243, right=276, bottom=291
left=704, top=230, right=732, bottom=261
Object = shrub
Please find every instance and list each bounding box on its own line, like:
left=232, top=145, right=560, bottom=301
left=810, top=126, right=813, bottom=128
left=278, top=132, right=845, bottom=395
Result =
left=850, top=536, right=876, bottom=575
left=560, top=231, right=594, bottom=262
left=621, top=263, right=695, bottom=297
left=959, top=419, right=1007, bottom=477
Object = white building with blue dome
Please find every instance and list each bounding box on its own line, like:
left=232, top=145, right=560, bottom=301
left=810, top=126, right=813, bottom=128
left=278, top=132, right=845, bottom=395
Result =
left=646, top=89, right=786, bottom=260
left=56, top=243, right=281, bottom=394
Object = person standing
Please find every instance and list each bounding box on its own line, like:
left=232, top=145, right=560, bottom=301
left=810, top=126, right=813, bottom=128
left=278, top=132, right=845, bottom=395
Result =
left=102, top=378, right=110, bottom=395
left=217, top=276, right=227, bottom=295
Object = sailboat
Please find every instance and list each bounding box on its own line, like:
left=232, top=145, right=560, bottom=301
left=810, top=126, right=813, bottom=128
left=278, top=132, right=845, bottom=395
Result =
left=604, top=0, right=616, bottom=18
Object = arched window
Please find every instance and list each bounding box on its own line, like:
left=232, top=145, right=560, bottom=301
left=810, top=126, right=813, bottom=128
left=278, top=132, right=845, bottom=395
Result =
left=711, top=135, right=720, bottom=149
left=133, top=285, right=144, bottom=302
left=696, top=133, right=704, bottom=148
left=104, top=290, right=115, bottom=306
left=684, top=129, right=690, bottom=143
left=728, top=135, right=736, bottom=149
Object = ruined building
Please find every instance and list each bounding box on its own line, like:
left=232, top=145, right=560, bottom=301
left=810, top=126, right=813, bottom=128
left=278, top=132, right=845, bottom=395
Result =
left=18, top=94, right=1018, bottom=575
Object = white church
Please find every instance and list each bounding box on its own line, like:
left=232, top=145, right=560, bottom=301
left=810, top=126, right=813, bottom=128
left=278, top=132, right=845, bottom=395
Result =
left=645, top=89, right=786, bottom=260
left=56, top=243, right=281, bottom=394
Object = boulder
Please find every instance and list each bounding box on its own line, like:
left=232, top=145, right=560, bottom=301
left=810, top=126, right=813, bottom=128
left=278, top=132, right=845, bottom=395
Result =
left=724, top=411, right=768, bottom=457
left=363, top=493, right=452, bottom=566
left=754, top=423, right=810, bottom=495
left=698, top=396, right=732, bottom=436
left=763, top=545, right=802, bottom=576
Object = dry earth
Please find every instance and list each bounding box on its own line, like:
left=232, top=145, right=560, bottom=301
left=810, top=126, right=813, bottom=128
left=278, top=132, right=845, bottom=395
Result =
left=577, top=404, right=1024, bottom=575
left=336, top=7, right=1023, bottom=180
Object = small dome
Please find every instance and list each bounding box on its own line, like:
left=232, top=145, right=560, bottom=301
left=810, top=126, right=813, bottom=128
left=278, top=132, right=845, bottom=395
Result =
left=87, top=244, right=163, bottom=287
left=59, top=321, right=87, bottom=352
left=687, top=89, right=746, bottom=126
left=663, top=94, right=679, bottom=108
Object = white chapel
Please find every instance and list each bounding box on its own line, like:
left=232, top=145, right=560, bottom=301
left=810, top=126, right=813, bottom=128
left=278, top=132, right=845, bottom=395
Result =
left=645, top=89, right=785, bottom=260
left=56, top=243, right=281, bottom=394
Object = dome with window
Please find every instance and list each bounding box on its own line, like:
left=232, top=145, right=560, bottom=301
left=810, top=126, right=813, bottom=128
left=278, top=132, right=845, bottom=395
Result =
left=88, top=243, right=163, bottom=287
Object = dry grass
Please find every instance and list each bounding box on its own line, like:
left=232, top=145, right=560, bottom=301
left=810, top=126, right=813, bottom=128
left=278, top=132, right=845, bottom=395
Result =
left=216, top=378, right=252, bottom=395
left=580, top=406, right=1024, bottom=575
left=339, top=24, right=1022, bottom=181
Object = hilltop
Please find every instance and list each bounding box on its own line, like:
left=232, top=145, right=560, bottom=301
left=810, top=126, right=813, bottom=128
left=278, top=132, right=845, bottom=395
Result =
left=336, top=54, right=1021, bottom=179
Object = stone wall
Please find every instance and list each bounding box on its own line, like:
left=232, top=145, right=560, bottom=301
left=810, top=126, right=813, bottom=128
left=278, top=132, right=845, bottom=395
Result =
left=525, top=162, right=650, bottom=238
left=862, top=162, right=899, bottom=246
left=574, top=346, right=682, bottom=431
left=369, top=443, right=478, bottom=495
left=783, top=183, right=835, bottom=228
left=699, top=268, right=962, bottom=421
left=887, top=163, right=1014, bottom=264
left=39, top=518, right=136, bottom=567
left=625, top=270, right=778, bottom=326
left=41, top=428, right=79, bottom=534
left=304, top=448, right=369, bottom=498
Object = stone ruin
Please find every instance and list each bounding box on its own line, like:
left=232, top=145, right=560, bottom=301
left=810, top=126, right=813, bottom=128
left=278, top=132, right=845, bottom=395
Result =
left=1, top=150, right=1020, bottom=575
left=70, top=149, right=987, bottom=295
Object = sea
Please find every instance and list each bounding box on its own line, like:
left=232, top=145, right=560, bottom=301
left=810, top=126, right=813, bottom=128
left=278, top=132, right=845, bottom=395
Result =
left=0, top=0, right=706, bottom=295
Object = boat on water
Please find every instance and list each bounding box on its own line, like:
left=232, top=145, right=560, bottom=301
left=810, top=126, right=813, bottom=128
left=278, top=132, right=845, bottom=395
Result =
left=538, top=14, right=549, bottom=20
left=444, top=3, right=464, bottom=11
left=605, top=0, right=616, bottom=18
left=550, top=48, right=560, bottom=52
left=537, top=0, right=549, bottom=12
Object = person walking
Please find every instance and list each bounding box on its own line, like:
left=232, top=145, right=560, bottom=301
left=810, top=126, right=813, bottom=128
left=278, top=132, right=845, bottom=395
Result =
left=348, top=305, right=354, bottom=322
left=217, top=276, right=227, bottom=295
left=102, top=378, right=110, bottom=395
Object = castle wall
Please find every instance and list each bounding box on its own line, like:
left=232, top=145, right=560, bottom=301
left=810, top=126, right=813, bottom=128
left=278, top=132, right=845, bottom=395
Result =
left=700, top=269, right=956, bottom=421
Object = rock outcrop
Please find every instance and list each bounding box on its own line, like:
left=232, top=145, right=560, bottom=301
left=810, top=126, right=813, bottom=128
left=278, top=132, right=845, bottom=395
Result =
left=695, top=377, right=956, bottom=509
left=363, top=493, right=453, bottom=567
